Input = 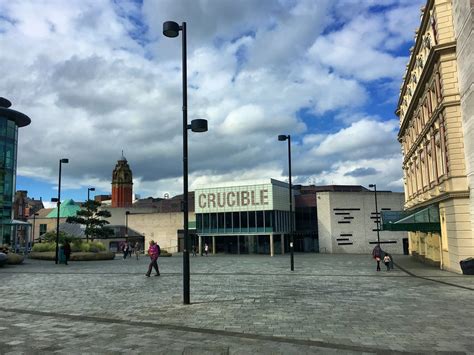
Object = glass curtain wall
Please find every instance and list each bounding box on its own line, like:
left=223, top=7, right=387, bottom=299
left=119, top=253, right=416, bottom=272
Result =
left=0, top=118, right=18, bottom=245
left=196, top=210, right=290, bottom=234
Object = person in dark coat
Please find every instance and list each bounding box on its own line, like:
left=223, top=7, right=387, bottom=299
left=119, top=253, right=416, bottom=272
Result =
left=63, top=240, right=71, bottom=265
left=372, top=245, right=382, bottom=271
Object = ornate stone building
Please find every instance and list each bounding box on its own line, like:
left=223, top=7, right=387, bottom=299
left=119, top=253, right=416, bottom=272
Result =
left=111, top=155, right=133, bottom=208
left=395, top=0, right=473, bottom=273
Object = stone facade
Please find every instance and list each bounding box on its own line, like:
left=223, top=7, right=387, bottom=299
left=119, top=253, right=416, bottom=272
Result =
left=316, top=191, right=407, bottom=254
left=453, top=0, right=474, bottom=260
left=396, top=0, right=473, bottom=272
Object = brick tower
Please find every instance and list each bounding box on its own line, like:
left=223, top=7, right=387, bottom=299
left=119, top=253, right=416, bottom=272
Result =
left=111, top=154, right=133, bottom=208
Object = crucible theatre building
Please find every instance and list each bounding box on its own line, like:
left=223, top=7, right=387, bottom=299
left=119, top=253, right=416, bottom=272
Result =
left=195, top=179, right=294, bottom=256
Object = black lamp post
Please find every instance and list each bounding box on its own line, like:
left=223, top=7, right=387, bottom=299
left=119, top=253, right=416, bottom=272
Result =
left=278, top=134, right=294, bottom=271
left=31, top=212, right=39, bottom=245
left=87, top=187, right=95, bottom=202
left=369, top=184, right=380, bottom=246
left=55, top=158, right=69, bottom=264
left=163, top=20, right=208, bottom=305
left=125, top=211, right=130, bottom=239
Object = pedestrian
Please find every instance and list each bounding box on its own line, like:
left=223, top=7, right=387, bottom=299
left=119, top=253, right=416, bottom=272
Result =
left=134, top=242, right=140, bottom=260
left=146, top=240, right=160, bottom=277
left=63, top=240, right=71, bottom=265
left=385, top=251, right=394, bottom=270
left=192, top=244, right=196, bottom=257
left=122, top=242, right=129, bottom=260
left=204, top=243, right=209, bottom=256
left=372, top=245, right=382, bottom=271
left=383, top=253, right=391, bottom=271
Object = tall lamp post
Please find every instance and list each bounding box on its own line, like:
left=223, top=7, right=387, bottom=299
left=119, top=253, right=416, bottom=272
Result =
left=87, top=187, right=95, bottom=202
left=369, top=184, right=380, bottom=245
left=31, top=212, right=39, bottom=245
left=163, top=20, right=208, bottom=305
left=278, top=134, right=294, bottom=271
left=55, top=158, right=69, bottom=264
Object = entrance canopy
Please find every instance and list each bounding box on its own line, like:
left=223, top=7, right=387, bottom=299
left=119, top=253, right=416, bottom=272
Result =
left=381, top=205, right=441, bottom=233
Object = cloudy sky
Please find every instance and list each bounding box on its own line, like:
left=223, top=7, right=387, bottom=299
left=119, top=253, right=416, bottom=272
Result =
left=1, top=0, right=424, bottom=202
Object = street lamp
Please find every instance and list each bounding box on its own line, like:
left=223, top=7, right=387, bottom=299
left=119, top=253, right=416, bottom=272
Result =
left=278, top=134, right=294, bottom=271
left=369, top=184, right=380, bottom=245
left=31, top=212, right=39, bottom=245
left=55, top=158, right=69, bottom=264
left=163, top=20, right=208, bottom=305
left=87, top=187, right=95, bottom=201
left=125, top=211, right=130, bottom=239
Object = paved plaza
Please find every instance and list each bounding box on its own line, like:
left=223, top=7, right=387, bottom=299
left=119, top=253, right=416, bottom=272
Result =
left=0, top=253, right=473, bottom=354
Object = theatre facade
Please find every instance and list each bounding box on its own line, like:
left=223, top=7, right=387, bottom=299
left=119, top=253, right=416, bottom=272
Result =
left=195, top=179, right=294, bottom=256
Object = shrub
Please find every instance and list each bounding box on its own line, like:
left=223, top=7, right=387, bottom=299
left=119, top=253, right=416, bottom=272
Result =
left=32, top=242, right=55, bottom=252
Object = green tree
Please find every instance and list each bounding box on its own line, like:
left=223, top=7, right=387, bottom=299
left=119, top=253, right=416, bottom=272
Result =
left=42, top=230, right=78, bottom=244
left=66, top=200, right=113, bottom=242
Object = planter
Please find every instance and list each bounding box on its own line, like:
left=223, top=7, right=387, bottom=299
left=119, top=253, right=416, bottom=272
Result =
left=7, top=253, right=24, bottom=265
left=29, top=251, right=115, bottom=261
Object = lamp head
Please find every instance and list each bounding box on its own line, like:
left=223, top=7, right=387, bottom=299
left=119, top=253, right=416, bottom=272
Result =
left=190, top=119, right=208, bottom=133
left=163, top=21, right=180, bottom=37
left=369, top=184, right=376, bottom=188
left=51, top=198, right=58, bottom=202
left=278, top=135, right=288, bottom=141
left=126, top=211, right=130, bottom=215
left=60, top=158, right=69, bottom=164
left=89, top=187, right=95, bottom=191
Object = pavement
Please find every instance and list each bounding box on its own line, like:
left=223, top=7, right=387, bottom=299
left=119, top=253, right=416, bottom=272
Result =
left=0, top=253, right=473, bottom=354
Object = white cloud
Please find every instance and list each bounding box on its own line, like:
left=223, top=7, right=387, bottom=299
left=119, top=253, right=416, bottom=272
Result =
left=0, top=0, right=423, bottom=199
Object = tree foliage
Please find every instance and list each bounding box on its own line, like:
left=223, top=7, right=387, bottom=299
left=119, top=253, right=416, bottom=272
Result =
left=42, top=230, right=78, bottom=244
left=66, top=200, right=113, bottom=242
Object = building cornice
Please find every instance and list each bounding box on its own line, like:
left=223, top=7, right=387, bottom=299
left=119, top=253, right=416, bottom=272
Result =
left=405, top=190, right=470, bottom=211
left=398, top=41, right=456, bottom=139
left=397, top=0, right=435, bottom=110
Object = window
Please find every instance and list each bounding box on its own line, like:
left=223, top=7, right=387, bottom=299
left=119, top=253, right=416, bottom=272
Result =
left=39, top=224, right=47, bottom=235
left=264, top=211, right=272, bottom=228
left=225, top=212, right=232, bottom=229
left=203, top=213, right=210, bottom=230
left=256, top=211, right=264, bottom=229
left=241, top=212, right=248, bottom=229
left=233, top=212, right=240, bottom=230
left=210, top=213, right=217, bottom=230
left=218, top=213, right=224, bottom=230
left=248, top=211, right=256, bottom=228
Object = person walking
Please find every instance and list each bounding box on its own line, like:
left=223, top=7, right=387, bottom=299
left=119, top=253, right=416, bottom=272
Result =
left=385, top=251, right=394, bottom=270
left=192, top=244, right=197, bottom=257
left=372, top=245, right=382, bottom=271
left=134, top=242, right=140, bottom=260
left=383, top=253, right=391, bottom=271
left=146, top=240, right=160, bottom=277
left=204, top=243, right=209, bottom=256
left=63, top=240, right=71, bottom=266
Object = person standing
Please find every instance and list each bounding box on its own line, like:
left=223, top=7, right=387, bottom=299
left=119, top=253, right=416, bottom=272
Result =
left=372, top=245, right=382, bottom=271
left=146, top=240, right=160, bottom=277
left=122, top=242, right=129, bottom=260
left=63, top=240, right=71, bottom=266
left=383, top=253, right=391, bottom=271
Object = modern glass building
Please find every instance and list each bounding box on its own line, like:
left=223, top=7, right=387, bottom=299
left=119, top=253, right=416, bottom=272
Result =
left=0, top=98, right=31, bottom=245
left=195, top=179, right=294, bottom=255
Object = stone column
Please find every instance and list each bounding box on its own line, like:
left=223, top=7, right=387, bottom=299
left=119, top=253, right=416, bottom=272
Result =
left=198, top=236, right=202, bottom=256
left=212, top=236, right=216, bottom=255
left=281, top=234, right=285, bottom=254
left=237, top=235, right=240, bottom=255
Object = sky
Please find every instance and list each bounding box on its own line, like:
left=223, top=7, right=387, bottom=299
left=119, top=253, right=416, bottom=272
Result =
left=0, top=0, right=425, bottom=203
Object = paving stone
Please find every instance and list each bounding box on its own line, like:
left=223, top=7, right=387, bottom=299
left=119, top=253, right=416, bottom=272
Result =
left=0, top=254, right=473, bottom=353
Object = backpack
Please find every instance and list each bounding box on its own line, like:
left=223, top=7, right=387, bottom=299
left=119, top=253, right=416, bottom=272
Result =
left=156, top=244, right=161, bottom=256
